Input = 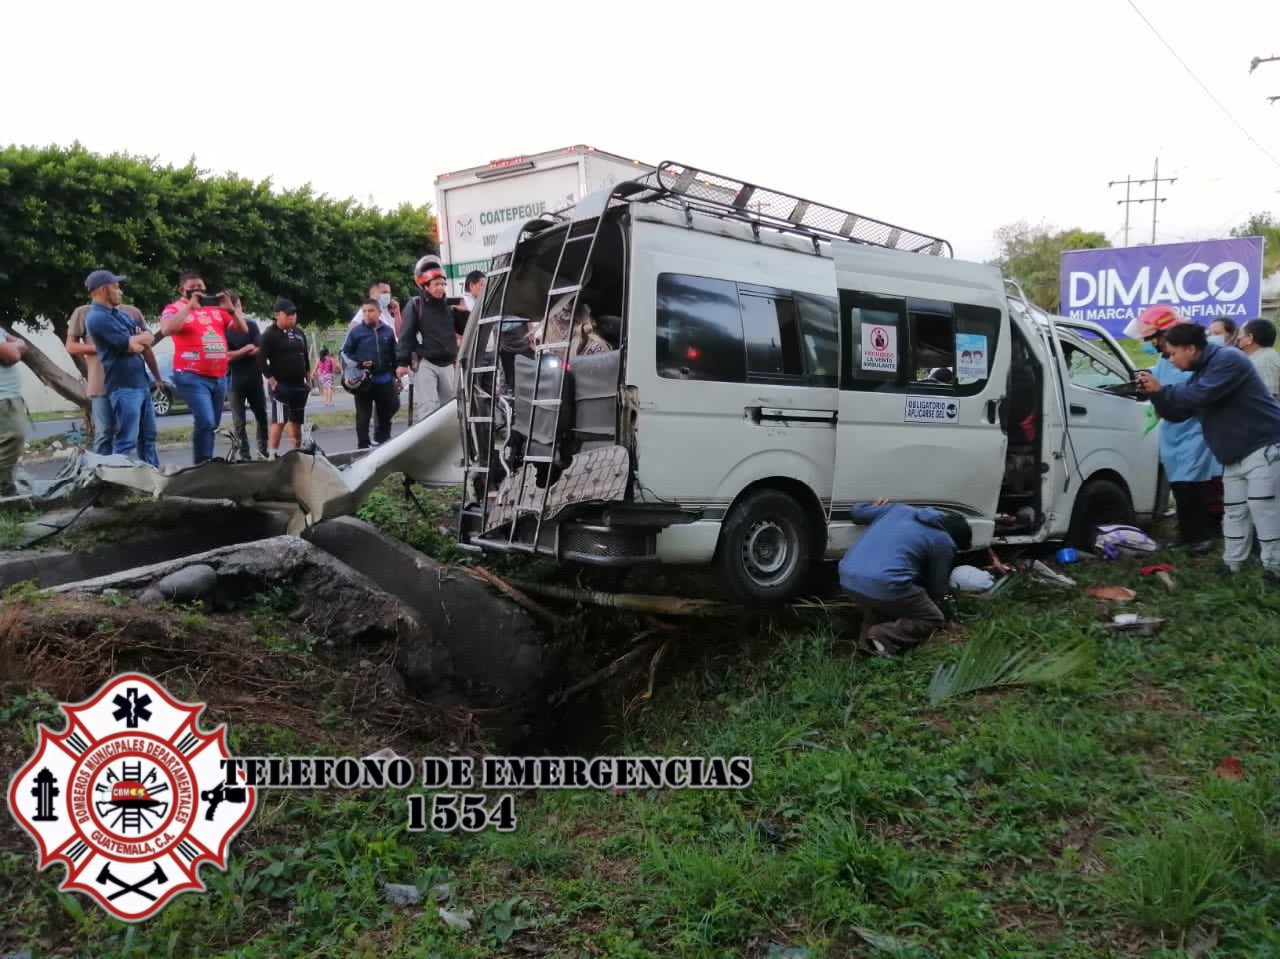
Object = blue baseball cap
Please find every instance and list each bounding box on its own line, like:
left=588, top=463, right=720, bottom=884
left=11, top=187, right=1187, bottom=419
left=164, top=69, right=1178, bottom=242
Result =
left=85, top=270, right=126, bottom=292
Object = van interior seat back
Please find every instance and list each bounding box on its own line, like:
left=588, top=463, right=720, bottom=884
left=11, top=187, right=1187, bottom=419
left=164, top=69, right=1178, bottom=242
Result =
left=512, top=353, right=574, bottom=458
left=569, top=350, right=621, bottom=451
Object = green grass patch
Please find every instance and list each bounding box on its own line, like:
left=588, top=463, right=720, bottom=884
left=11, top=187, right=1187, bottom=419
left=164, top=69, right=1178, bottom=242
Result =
left=3, top=531, right=1279, bottom=957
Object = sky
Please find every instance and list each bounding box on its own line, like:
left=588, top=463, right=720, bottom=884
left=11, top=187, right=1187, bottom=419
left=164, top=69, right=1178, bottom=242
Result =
left=2, top=0, right=1279, bottom=263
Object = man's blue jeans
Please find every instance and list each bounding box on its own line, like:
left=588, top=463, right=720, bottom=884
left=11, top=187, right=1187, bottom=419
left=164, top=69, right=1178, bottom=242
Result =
left=108, top=388, right=158, bottom=467
left=172, top=370, right=227, bottom=464
left=91, top=394, right=115, bottom=455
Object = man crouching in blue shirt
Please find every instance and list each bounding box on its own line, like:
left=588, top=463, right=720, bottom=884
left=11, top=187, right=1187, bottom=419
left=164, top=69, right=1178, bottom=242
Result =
left=838, top=497, right=972, bottom=658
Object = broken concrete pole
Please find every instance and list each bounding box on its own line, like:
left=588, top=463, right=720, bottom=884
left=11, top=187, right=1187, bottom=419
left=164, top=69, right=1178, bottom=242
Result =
left=0, top=503, right=285, bottom=591
left=45, top=536, right=433, bottom=653
left=303, top=517, right=558, bottom=718
left=139, top=564, right=218, bottom=605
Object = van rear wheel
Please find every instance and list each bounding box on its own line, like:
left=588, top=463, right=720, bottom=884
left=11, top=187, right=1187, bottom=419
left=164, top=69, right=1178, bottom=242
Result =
left=1068, top=478, right=1135, bottom=548
left=716, top=489, right=813, bottom=605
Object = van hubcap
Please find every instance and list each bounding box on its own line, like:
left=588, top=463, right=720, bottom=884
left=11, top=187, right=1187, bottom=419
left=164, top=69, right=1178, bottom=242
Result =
left=742, top=520, right=794, bottom=586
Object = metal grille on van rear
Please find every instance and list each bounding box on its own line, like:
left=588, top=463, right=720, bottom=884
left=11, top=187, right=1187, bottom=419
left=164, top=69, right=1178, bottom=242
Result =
left=648, top=161, right=953, bottom=257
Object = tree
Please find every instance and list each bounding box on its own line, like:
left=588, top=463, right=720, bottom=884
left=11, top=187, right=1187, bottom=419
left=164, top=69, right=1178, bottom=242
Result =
left=991, top=221, right=1109, bottom=312
left=0, top=144, right=437, bottom=409
left=1231, top=212, right=1280, bottom=276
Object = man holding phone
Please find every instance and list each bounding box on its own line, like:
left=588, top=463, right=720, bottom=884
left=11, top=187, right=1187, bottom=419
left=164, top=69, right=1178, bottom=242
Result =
left=159, top=270, right=248, bottom=464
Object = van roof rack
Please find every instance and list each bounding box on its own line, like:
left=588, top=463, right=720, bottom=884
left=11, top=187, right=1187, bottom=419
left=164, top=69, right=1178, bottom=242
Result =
left=630, top=160, right=953, bottom=258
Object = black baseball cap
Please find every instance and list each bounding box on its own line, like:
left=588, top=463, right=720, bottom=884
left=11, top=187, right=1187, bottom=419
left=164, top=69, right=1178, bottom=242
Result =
left=272, top=298, right=297, bottom=315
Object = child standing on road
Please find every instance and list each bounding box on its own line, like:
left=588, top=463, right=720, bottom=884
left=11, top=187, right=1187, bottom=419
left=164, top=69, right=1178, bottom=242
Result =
left=313, top=348, right=336, bottom=407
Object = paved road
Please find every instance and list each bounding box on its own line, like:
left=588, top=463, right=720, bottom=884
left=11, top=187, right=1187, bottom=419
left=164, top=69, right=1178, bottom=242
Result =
left=20, top=419, right=417, bottom=481
left=29, top=391, right=359, bottom=440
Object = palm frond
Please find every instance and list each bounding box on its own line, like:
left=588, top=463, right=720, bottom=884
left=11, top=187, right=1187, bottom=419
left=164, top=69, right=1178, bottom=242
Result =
left=928, top=635, right=1093, bottom=705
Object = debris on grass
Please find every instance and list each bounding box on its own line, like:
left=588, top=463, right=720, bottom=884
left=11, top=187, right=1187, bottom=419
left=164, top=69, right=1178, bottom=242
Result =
left=1086, top=585, right=1137, bottom=602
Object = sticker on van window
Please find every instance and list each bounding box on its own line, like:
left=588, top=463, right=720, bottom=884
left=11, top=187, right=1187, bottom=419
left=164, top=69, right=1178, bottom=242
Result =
left=955, top=333, right=988, bottom=383
left=904, top=395, right=959, bottom=424
left=861, top=324, right=898, bottom=372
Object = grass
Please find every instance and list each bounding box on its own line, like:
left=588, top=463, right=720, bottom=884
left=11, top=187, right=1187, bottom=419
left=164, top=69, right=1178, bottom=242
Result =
left=2, top=501, right=1279, bottom=957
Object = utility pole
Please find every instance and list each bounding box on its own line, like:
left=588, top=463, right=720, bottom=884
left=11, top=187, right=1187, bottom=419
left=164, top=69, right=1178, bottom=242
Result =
left=1108, top=174, right=1139, bottom=247
left=1137, top=157, right=1176, bottom=245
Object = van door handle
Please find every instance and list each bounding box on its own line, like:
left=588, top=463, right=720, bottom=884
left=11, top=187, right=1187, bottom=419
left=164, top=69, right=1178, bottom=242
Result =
left=1070, top=404, right=1087, bottom=416
left=984, top=399, right=1001, bottom=424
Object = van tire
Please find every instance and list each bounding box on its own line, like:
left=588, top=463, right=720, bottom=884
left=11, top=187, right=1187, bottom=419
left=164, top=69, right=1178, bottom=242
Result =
left=1068, top=478, right=1135, bottom=548
left=716, top=489, right=813, bottom=605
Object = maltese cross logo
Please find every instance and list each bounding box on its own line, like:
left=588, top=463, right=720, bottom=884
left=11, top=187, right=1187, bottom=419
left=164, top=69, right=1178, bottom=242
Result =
left=6, top=673, right=257, bottom=921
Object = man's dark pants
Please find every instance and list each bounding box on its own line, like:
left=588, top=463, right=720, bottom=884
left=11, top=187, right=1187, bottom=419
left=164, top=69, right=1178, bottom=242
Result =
left=1170, top=480, right=1217, bottom=545
left=228, top=376, right=269, bottom=459
left=845, top=587, right=945, bottom=654
left=355, top=380, right=400, bottom=449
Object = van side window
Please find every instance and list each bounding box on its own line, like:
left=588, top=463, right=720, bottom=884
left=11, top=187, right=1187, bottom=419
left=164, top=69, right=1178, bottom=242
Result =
left=953, top=303, right=1002, bottom=397
left=740, top=293, right=803, bottom=378
left=907, top=305, right=955, bottom=390
left=656, top=274, right=746, bottom=382
left=841, top=291, right=1003, bottom=396
left=795, top=293, right=839, bottom=387
left=840, top=291, right=906, bottom=390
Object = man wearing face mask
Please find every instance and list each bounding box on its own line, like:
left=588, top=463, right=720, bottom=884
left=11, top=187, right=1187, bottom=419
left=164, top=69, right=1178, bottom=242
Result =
left=396, top=257, right=467, bottom=422
left=1137, top=318, right=1280, bottom=582
left=1208, top=319, right=1238, bottom=349
left=1130, top=306, right=1219, bottom=554
left=348, top=278, right=401, bottom=337
left=1238, top=319, right=1280, bottom=400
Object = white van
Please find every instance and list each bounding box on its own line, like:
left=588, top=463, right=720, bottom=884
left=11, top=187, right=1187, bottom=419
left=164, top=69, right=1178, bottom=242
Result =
left=454, top=162, right=1162, bottom=603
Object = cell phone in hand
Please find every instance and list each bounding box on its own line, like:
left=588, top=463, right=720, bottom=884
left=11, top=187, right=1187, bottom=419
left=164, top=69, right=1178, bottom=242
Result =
left=198, top=293, right=222, bottom=307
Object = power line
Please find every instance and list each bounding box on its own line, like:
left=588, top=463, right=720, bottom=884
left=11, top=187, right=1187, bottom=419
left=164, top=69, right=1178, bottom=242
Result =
left=1123, top=0, right=1280, bottom=170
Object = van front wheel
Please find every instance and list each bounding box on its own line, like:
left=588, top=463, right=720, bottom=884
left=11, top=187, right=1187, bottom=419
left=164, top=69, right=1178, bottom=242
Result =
left=716, top=489, right=812, bottom=605
left=1068, top=478, right=1135, bottom=548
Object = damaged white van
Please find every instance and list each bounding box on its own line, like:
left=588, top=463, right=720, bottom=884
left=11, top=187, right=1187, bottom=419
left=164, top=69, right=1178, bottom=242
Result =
left=455, top=162, right=1161, bottom=603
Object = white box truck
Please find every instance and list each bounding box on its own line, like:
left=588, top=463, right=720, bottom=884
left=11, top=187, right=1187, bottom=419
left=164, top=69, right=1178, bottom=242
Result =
left=434, top=145, right=654, bottom=296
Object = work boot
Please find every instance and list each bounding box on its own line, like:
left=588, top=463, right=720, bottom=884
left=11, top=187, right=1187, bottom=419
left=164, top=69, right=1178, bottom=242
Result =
left=1264, top=570, right=1280, bottom=588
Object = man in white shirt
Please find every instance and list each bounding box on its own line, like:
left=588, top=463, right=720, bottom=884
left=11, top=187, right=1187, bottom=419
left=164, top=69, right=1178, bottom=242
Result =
left=348, top=278, right=402, bottom=336
left=1239, top=318, right=1280, bottom=399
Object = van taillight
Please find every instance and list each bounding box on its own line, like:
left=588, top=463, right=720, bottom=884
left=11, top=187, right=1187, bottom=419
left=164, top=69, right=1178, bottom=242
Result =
left=686, top=347, right=700, bottom=361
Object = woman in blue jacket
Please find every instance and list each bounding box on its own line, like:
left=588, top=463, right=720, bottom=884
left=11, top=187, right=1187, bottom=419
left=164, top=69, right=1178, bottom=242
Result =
left=1129, top=306, right=1219, bottom=553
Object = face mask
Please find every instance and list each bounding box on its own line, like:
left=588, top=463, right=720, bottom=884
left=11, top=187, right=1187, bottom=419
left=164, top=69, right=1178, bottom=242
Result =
left=1141, top=341, right=1158, bottom=355
left=1207, top=334, right=1226, bottom=346
left=378, top=292, right=391, bottom=309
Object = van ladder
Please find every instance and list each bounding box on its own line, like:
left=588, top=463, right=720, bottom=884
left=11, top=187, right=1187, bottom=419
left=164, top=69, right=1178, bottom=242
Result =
left=506, top=185, right=622, bottom=551
left=458, top=216, right=559, bottom=543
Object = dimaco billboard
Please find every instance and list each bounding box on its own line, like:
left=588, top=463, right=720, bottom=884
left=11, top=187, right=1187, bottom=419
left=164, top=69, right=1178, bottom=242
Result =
left=1060, top=237, right=1264, bottom=337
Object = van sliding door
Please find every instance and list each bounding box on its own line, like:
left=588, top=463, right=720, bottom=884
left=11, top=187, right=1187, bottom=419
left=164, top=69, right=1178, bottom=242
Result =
left=827, top=245, right=1010, bottom=553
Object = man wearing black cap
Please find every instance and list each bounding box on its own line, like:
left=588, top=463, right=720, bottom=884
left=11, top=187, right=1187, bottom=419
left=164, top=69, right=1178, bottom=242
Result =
left=396, top=260, right=467, bottom=423
left=258, top=299, right=312, bottom=457
left=83, top=270, right=160, bottom=466
left=66, top=283, right=161, bottom=455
